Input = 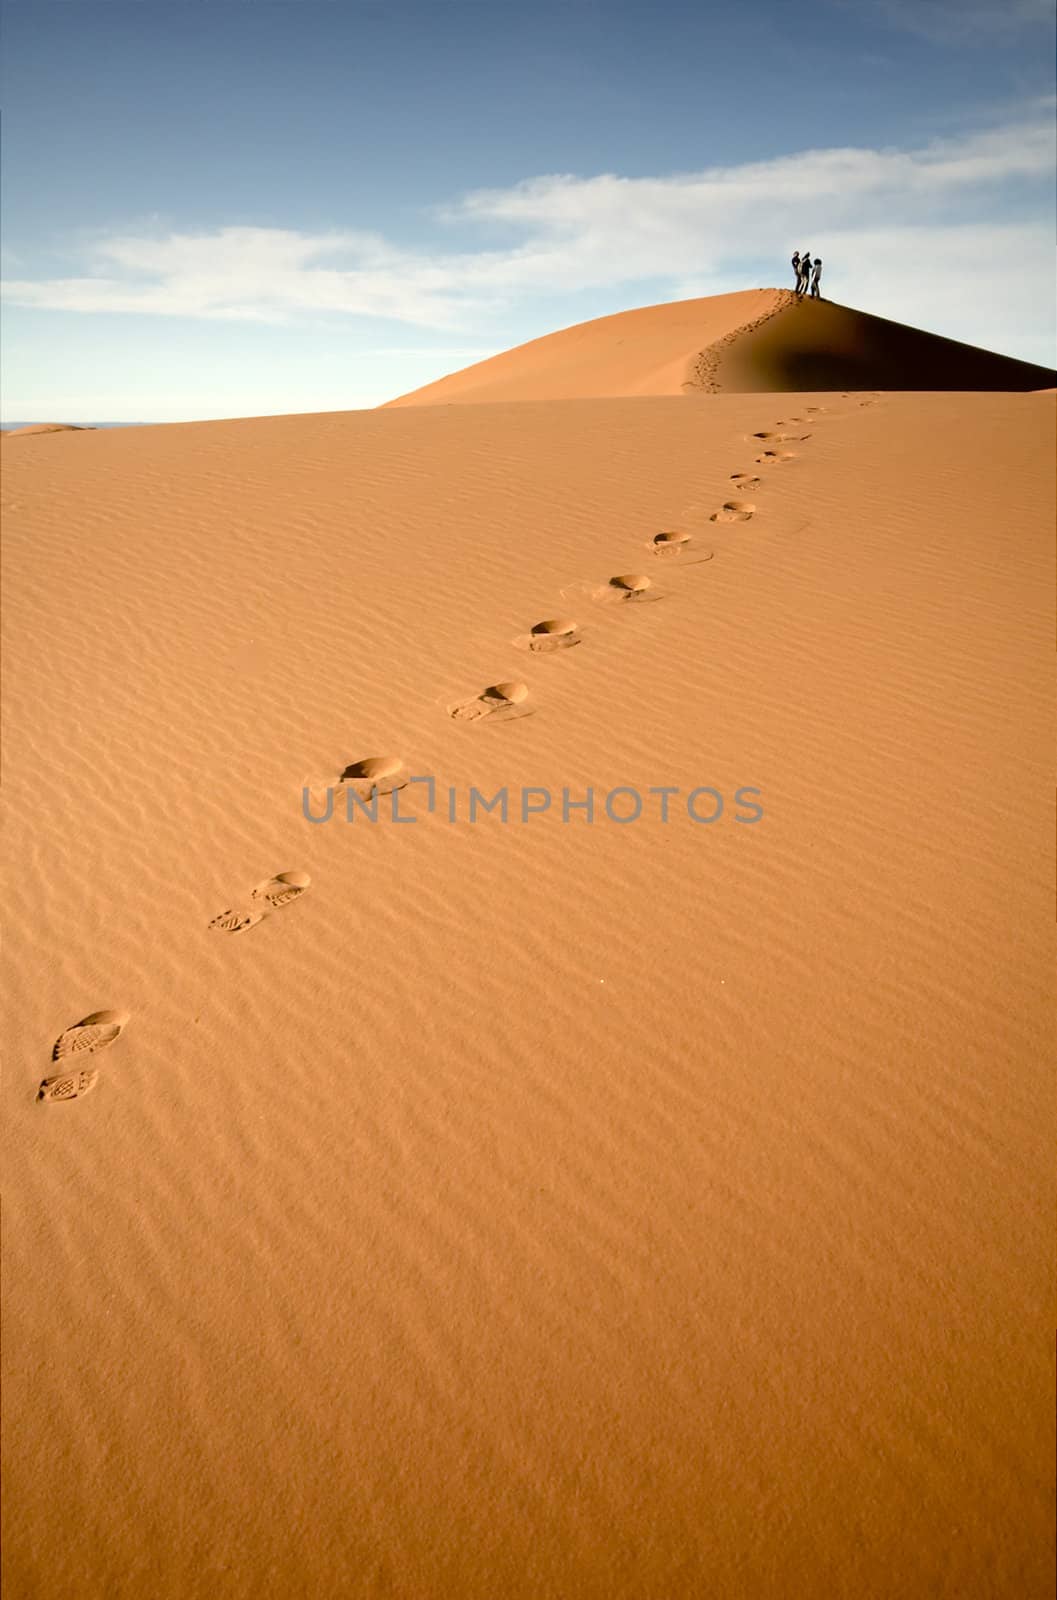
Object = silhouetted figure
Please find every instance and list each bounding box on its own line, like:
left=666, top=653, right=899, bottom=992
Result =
left=797, top=252, right=812, bottom=296
left=810, top=257, right=822, bottom=298
left=791, top=251, right=801, bottom=292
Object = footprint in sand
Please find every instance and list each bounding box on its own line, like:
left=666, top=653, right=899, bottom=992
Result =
left=754, top=448, right=797, bottom=466
left=301, top=755, right=408, bottom=815
left=211, top=870, right=312, bottom=931
left=337, top=752, right=407, bottom=796
left=208, top=908, right=265, bottom=934
left=651, top=530, right=709, bottom=563
left=730, top=473, right=761, bottom=490
left=251, top=870, right=312, bottom=909
left=710, top=500, right=756, bottom=524
left=38, top=1068, right=100, bottom=1104
left=563, top=572, right=667, bottom=609
left=647, top=530, right=715, bottom=565
left=650, top=529, right=690, bottom=556
left=604, top=573, right=660, bottom=603
left=449, top=681, right=533, bottom=723
left=52, top=1010, right=129, bottom=1062
left=515, top=618, right=582, bottom=653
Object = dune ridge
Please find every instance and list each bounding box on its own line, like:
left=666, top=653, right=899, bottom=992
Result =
left=2, top=422, right=95, bottom=437
left=383, top=290, right=1056, bottom=405
left=2, top=343, right=1054, bottom=1597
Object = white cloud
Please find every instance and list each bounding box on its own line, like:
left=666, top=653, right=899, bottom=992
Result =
left=2, top=226, right=475, bottom=326
left=2, top=111, right=1054, bottom=365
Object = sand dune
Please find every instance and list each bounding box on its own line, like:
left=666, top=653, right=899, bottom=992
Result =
left=382, top=289, right=785, bottom=405
left=384, top=290, right=1055, bottom=405
left=2, top=312, right=1054, bottom=1599
left=2, top=422, right=95, bottom=436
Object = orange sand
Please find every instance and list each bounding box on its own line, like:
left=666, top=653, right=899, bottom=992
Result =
left=384, top=289, right=1055, bottom=405
left=2, top=296, right=1054, bottom=1599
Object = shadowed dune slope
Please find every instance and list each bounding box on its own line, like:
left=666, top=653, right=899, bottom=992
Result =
left=383, top=290, right=1055, bottom=406
left=706, top=293, right=1057, bottom=394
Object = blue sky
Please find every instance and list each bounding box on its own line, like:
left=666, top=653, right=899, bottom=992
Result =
left=2, top=0, right=1054, bottom=422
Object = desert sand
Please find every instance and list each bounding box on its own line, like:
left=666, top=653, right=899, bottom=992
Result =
left=2, top=291, right=1054, bottom=1599
left=2, top=423, right=94, bottom=437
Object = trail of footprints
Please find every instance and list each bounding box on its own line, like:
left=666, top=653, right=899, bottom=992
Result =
left=685, top=291, right=798, bottom=393
left=41, top=393, right=876, bottom=1102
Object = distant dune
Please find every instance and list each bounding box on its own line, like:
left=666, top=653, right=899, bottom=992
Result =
left=382, top=289, right=1056, bottom=405
left=2, top=422, right=95, bottom=437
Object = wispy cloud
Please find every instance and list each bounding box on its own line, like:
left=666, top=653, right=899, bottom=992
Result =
left=1, top=227, right=474, bottom=326
left=832, top=0, right=1057, bottom=43
left=3, top=112, right=1054, bottom=350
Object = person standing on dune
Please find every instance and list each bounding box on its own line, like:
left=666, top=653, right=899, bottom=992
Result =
left=791, top=250, right=801, bottom=292
left=810, top=256, right=822, bottom=298
left=797, top=253, right=812, bottom=296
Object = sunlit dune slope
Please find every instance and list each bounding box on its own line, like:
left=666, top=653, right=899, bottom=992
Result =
left=381, top=290, right=784, bottom=405
left=383, top=290, right=1055, bottom=405
left=2, top=387, right=1054, bottom=1600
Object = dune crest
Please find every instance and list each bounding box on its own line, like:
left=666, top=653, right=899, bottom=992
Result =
left=2, top=422, right=95, bottom=436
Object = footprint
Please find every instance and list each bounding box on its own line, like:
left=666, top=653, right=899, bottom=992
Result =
left=302, top=754, right=408, bottom=812
left=37, top=1068, right=100, bottom=1104
left=650, top=530, right=691, bottom=557
left=516, top=619, right=581, bottom=653
left=730, top=473, right=761, bottom=490
left=710, top=500, right=755, bottom=524
left=251, top=870, right=311, bottom=909
left=209, top=907, right=265, bottom=935
left=338, top=755, right=408, bottom=797
left=606, top=573, right=659, bottom=602
left=648, top=530, right=715, bottom=566
left=565, top=572, right=666, bottom=609
left=449, top=681, right=532, bottom=722
left=754, top=449, right=797, bottom=465
left=52, top=1010, right=129, bottom=1062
